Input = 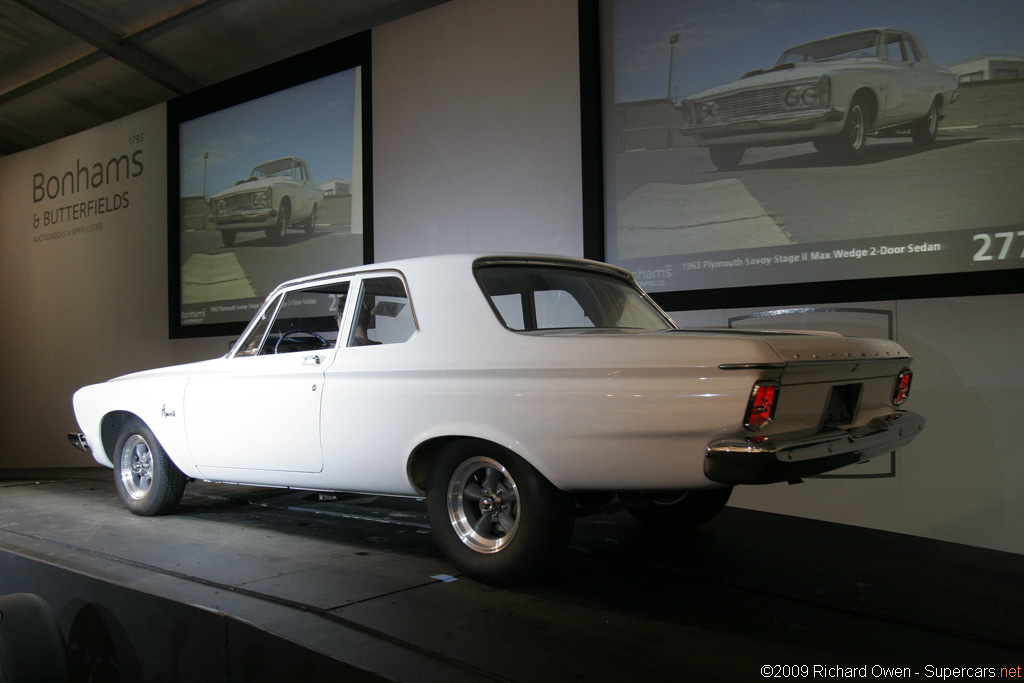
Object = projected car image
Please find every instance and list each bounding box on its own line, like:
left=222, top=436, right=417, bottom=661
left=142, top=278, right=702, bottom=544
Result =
left=69, top=254, right=924, bottom=584
left=207, top=156, right=324, bottom=246
left=678, top=28, right=959, bottom=170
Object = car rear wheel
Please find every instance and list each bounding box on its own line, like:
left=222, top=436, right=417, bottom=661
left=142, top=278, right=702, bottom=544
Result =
left=708, top=144, right=745, bottom=171
left=910, top=100, right=939, bottom=146
left=426, top=441, right=574, bottom=585
left=112, top=418, right=187, bottom=516
left=626, top=487, right=733, bottom=530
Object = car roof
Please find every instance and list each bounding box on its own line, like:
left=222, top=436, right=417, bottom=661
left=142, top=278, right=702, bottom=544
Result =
left=268, top=253, right=634, bottom=295
left=254, top=156, right=304, bottom=167
left=786, top=27, right=910, bottom=48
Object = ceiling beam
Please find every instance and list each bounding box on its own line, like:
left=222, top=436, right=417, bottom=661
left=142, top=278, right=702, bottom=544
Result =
left=13, top=0, right=203, bottom=94
left=0, top=52, right=106, bottom=106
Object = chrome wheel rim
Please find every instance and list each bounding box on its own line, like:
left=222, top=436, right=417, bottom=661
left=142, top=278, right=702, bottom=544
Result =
left=120, top=435, right=153, bottom=501
left=847, top=105, right=865, bottom=151
left=447, top=456, right=520, bottom=554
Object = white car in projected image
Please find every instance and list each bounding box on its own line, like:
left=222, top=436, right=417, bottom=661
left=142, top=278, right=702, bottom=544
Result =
left=207, top=156, right=323, bottom=247
left=678, top=28, right=958, bottom=170
left=69, top=254, right=924, bottom=584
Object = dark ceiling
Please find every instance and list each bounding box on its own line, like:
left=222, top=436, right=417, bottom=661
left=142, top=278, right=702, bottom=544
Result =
left=0, top=0, right=446, bottom=156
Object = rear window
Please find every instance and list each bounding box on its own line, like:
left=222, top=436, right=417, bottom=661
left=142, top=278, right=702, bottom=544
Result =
left=475, top=263, right=674, bottom=332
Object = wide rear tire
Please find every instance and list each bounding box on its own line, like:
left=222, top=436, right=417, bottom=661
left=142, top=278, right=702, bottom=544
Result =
left=627, top=488, right=733, bottom=530
left=426, top=441, right=574, bottom=585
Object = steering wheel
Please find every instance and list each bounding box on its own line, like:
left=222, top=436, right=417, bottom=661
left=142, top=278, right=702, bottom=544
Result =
left=274, top=329, right=328, bottom=354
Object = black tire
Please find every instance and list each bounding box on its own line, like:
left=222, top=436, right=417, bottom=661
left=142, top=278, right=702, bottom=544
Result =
left=266, top=201, right=289, bottom=241
left=818, top=93, right=870, bottom=161
left=220, top=230, right=237, bottom=247
left=627, top=487, right=733, bottom=531
left=708, top=144, right=744, bottom=170
left=0, top=593, right=70, bottom=683
left=303, top=203, right=318, bottom=236
left=426, top=441, right=574, bottom=585
left=910, top=99, right=939, bottom=146
left=112, top=418, right=187, bottom=516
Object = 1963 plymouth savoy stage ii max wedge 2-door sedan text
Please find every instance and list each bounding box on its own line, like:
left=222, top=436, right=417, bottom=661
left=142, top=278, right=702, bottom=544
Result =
left=678, top=28, right=959, bottom=170
left=70, top=254, right=924, bottom=584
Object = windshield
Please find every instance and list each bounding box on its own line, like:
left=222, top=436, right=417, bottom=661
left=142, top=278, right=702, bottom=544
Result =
left=251, top=159, right=296, bottom=178
left=475, top=263, right=675, bottom=332
left=777, top=30, right=881, bottom=64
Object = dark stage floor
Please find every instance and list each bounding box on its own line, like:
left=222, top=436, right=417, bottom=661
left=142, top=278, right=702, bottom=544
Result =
left=1, top=469, right=1021, bottom=681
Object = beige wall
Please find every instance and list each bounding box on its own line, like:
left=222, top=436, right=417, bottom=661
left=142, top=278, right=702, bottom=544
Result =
left=0, top=104, right=228, bottom=469
left=672, top=295, right=1024, bottom=555
left=372, top=0, right=584, bottom=260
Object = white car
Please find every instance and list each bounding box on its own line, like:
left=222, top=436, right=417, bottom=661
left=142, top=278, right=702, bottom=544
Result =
left=678, top=28, right=959, bottom=169
left=207, top=157, right=323, bottom=246
left=69, top=254, right=924, bottom=583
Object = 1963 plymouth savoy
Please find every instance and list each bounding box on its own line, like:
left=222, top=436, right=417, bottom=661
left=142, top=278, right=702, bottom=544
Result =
left=678, top=28, right=958, bottom=170
left=70, top=254, right=924, bottom=583
left=207, top=156, right=323, bottom=247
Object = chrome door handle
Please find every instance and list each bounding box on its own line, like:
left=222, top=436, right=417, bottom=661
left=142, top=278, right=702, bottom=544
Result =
left=303, top=354, right=323, bottom=366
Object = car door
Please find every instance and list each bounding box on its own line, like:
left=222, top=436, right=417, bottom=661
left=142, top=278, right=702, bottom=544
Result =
left=877, top=31, right=929, bottom=126
left=184, top=282, right=349, bottom=475
left=293, top=160, right=317, bottom=221
left=318, top=273, right=419, bottom=491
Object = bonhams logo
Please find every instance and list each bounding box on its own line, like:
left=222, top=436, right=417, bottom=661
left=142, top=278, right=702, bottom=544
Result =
left=33, top=149, right=144, bottom=203
left=32, top=148, right=144, bottom=235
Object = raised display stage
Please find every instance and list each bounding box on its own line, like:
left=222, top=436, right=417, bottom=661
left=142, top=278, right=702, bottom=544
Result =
left=1, top=469, right=1021, bottom=681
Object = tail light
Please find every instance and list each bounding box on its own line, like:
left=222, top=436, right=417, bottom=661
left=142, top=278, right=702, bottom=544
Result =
left=893, top=369, right=913, bottom=405
left=745, top=381, right=779, bottom=431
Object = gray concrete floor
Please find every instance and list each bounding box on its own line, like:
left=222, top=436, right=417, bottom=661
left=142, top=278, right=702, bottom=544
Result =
left=1, top=469, right=1022, bottom=682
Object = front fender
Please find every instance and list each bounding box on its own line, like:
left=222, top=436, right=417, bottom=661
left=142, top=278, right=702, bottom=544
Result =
left=72, top=379, right=201, bottom=479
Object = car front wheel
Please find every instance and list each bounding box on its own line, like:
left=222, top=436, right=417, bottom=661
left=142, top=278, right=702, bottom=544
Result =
left=426, top=441, right=574, bottom=585
left=266, top=202, right=289, bottom=242
left=817, top=94, right=870, bottom=161
left=303, top=203, right=318, bottom=236
left=708, top=144, right=744, bottom=171
left=112, top=418, right=187, bottom=516
left=910, top=100, right=940, bottom=146
left=626, top=487, right=733, bottom=530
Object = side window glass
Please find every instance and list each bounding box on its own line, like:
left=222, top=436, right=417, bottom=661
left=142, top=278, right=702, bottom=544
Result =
left=885, top=35, right=907, bottom=62
left=236, top=282, right=349, bottom=356
left=349, top=276, right=415, bottom=347
left=236, top=299, right=280, bottom=357
left=905, top=37, right=919, bottom=63
left=264, top=285, right=348, bottom=354
left=535, top=290, right=590, bottom=329
left=491, top=293, right=526, bottom=330
left=482, top=291, right=591, bottom=330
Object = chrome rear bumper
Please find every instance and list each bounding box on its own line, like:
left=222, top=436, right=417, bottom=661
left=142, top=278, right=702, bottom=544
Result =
left=705, top=410, right=925, bottom=485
